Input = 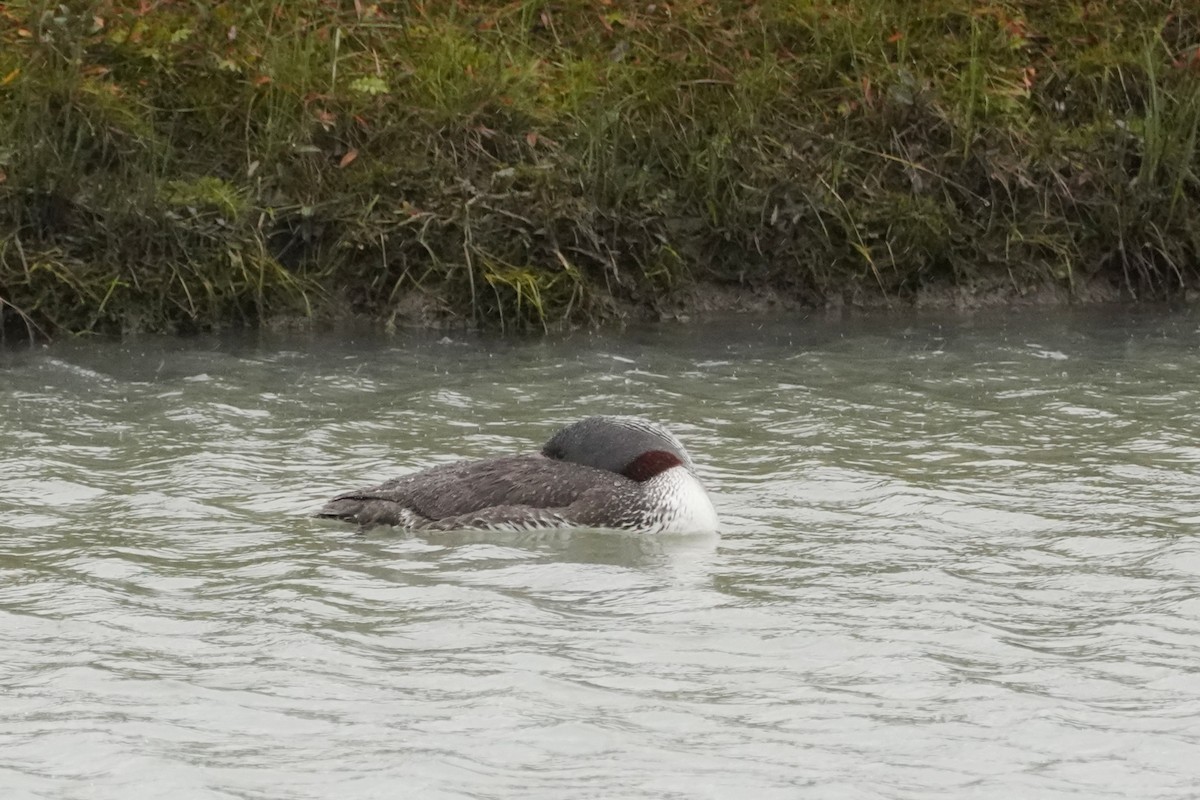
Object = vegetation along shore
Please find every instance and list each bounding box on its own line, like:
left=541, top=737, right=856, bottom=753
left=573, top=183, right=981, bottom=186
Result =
left=1, top=1, right=1198, bottom=338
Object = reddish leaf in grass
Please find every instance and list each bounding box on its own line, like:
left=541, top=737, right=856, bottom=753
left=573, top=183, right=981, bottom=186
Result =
left=887, top=31, right=903, bottom=43
left=526, top=131, right=539, bottom=147
left=339, top=149, right=359, bottom=168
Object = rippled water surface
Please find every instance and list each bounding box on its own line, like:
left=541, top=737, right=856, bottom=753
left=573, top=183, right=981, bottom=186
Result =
left=4, top=308, right=1200, bottom=799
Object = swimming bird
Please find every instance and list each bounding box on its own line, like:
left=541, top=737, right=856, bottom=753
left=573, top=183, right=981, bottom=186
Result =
left=316, top=416, right=719, bottom=533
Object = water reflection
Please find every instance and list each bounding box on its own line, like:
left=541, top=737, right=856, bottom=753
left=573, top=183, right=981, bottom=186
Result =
left=325, top=527, right=718, bottom=587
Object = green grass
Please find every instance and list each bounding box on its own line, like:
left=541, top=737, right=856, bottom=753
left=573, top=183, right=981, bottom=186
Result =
left=2, top=0, right=1199, bottom=338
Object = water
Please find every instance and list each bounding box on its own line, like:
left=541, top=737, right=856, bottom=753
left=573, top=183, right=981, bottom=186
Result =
left=3, top=308, right=1200, bottom=799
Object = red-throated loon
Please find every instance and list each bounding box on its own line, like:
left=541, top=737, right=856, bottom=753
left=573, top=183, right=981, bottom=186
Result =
left=316, top=416, right=719, bottom=533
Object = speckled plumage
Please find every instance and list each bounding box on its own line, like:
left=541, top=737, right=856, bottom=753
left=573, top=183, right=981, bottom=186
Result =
left=316, top=416, right=719, bottom=534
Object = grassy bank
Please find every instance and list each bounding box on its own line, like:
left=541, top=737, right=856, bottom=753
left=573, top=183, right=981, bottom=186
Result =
left=2, top=1, right=1199, bottom=337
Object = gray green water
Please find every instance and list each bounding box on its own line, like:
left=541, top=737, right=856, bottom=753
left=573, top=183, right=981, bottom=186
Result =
left=3, top=308, right=1200, bottom=799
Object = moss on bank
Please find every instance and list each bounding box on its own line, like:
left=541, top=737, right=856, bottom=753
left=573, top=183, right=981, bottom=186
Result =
left=1, top=1, right=1199, bottom=337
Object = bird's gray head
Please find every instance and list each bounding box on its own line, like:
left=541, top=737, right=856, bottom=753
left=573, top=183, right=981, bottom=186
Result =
left=541, top=416, right=697, bottom=479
